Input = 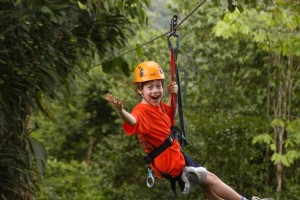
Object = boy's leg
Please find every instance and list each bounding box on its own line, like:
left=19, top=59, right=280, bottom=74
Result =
left=202, top=186, right=224, bottom=200
left=202, top=171, right=243, bottom=200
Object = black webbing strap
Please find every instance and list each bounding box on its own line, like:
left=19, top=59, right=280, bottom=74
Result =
left=170, top=175, right=185, bottom=197
left=144, top=134, right=174, bottom=164
left=174, top=65, right=188, bottom=146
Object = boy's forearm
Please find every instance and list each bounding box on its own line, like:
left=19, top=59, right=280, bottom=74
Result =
left=168, top=94, right=178, bottom=115
left=117, top=109, right=136, bottom=125
left=167, top=93, right=172, bottom=107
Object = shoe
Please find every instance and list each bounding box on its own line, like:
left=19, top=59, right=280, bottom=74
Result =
left=181, top=166, right=207, bottom=194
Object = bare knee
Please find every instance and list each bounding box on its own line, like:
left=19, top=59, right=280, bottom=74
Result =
left=203, top=171, right=222, bottom=185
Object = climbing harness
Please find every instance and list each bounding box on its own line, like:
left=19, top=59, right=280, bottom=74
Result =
left=143, top=126, right=186, bottom=165
left=144, top=126, right=185, bottom=196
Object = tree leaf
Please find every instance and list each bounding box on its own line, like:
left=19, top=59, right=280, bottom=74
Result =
left=271, top=118, right=285, bottom=128
left=102, top=59, right=114, bottom=73
left=28, top=137, right=48, bottom=176
left=252, top=133, right=274, bottom=145
left=121, top=59, right=130, bottom=77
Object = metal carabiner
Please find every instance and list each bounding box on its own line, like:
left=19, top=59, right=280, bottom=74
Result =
left=167, top=15, right=180, bottom=53
left=146, top=167, right=155, bottom=188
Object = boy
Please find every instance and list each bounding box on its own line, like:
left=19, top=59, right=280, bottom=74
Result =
left=106, top=61, right=270, bottom=200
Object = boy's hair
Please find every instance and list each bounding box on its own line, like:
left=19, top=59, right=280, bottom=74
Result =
left=135, top=79, right=166, bottom=92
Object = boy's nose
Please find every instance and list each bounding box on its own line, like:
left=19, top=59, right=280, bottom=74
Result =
left=153, top=87, right=159, bottom=93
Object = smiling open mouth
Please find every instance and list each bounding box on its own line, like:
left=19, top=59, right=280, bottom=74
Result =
left=151, top=96, right=160, bottom=100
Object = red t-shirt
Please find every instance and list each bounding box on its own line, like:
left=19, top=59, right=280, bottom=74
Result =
left=123, top=103, right=185, bottom=178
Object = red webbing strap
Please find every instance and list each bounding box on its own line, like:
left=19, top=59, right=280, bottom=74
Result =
left=170, top=48, right=176, bottom=126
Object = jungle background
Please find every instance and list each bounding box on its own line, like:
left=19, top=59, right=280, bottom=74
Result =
left=0, top=0, right=300, bottom=199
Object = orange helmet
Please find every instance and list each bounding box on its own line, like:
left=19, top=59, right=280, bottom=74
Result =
left=134, top=61, right=165, bottom=83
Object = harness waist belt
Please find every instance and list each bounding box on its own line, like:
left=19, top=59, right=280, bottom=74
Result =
left=144, top=135, right=174, bottom=164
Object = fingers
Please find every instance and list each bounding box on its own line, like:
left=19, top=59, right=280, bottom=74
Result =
left=116, top=97, right=124, bottom=110
left=105, top=94, right=114, bottom=104
left=105, top=94, right=124, bottom=111
left=168, top=81, right=178, bottom=94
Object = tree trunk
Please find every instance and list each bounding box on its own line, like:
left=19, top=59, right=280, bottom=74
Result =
left=275, top=127, right=284, bottom=196
left=272, top=55, right=295, bottom=199
left=86, top=136, right=95, bottom=165
left=0, top=97, right=33, bottom=199
left=265, top=56, right=271, bottom=191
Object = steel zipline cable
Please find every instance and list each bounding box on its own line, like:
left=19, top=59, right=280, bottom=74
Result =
left=91, top=0, right=207, bottom=69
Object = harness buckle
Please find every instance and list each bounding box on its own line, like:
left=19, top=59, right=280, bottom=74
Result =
left=166, top=135, right=174, bottom=146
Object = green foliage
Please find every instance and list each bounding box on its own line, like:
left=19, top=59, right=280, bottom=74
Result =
left=271, top=118, right=285, bottom=129
left=212, top=3, right=300, bottom=56
left=252, top=133, right=274, bottom=145
left=0, top=136, right=47, bottom=200
left=37, top=160, right=103, bottom=200
left=31, top=69, right=120, bottom=161
left=253, top=118, right=300, bottom=185
left=102, top=57, right=130, bottom=77
left=210, top=1, right=300, bottom=197
left=0, top=0, right=150, bottom=198
left=185, top=111, right=270, bottom=196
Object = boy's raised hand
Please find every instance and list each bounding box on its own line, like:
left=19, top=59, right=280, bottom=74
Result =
left=105, top=94, right=136, bottom=125
left=105, top=94, right=124, bottom=112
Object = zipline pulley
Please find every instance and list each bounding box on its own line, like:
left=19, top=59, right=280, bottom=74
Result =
left=167, top=15, right=179, bottom=53
left=168, top=15, right=179, bottom=38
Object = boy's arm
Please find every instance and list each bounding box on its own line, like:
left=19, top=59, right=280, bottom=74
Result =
left=117, top=109, right=136, bottom=125
left=106, top=94, right=136, bottom=126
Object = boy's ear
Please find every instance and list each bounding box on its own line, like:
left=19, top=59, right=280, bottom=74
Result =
left=136, top=83, right=143, bottom=95
left=137, top=88, right=143, bottom=95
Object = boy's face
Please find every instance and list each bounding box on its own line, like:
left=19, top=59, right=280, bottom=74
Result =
left=139, top=80, right=164, bottom=106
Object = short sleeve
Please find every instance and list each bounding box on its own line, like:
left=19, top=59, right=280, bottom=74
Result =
left=123, top=122, right=136, bottom=135
left=123, top=108, right=149, bottom=135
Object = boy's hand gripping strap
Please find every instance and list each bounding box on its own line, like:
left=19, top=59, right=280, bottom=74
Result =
left=167, top=15, right=188, bottom=146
